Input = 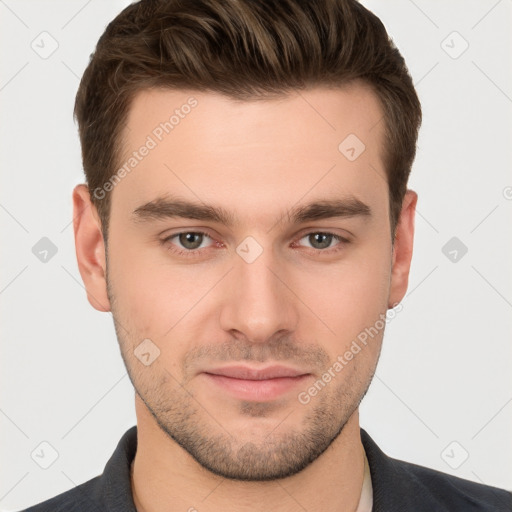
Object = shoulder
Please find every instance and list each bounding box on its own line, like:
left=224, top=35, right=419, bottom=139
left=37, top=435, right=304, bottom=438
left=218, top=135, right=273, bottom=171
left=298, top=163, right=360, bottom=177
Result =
left=15, top=476, right=104, bottom=512
left=394, top=457, right=512, bottom=511
left=16, top=426, right=138, bottom=512
left=361, top=429, right=512, bottom=511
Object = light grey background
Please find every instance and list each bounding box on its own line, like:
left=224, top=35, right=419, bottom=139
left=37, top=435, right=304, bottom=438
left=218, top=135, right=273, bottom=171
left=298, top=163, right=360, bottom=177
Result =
left=1, top=0, right=511, bottom=510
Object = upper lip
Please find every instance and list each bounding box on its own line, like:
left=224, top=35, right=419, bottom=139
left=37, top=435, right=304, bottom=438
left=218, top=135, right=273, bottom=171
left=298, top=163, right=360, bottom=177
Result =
left=204, top=365, right=309, bottom=380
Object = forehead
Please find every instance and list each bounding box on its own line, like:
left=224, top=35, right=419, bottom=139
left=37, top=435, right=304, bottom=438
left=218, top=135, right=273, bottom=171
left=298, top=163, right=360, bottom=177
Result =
left=111, top=84, right=388, bottom=226
left=123, top=82, right=384, bottom=151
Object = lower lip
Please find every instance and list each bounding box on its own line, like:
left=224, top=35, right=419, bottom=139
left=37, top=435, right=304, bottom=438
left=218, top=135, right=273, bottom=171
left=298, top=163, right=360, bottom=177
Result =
left=203, top=373, right=311, bottom=401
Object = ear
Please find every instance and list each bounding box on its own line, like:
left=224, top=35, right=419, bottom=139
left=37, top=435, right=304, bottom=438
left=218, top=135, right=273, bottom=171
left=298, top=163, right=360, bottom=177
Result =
left=72, top=184, right=111, bottom=312
left=388, top=189, right=417, bottom=308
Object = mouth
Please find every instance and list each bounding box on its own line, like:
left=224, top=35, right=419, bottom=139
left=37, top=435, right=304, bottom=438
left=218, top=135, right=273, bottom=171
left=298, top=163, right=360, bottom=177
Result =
left=202, top=365, right=312, bottom=401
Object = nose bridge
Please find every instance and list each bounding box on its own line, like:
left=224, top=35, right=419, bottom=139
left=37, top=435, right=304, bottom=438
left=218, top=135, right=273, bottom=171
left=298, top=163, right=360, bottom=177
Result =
left=219, top=240, right=297, bottom=342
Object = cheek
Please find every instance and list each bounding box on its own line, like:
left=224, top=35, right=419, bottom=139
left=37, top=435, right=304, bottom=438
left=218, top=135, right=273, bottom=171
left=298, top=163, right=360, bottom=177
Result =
left=107, top=236, right=171, bottom=336
left=293, top=245, right=392, bottom=351
left=107, top=239, right=224, bottom=342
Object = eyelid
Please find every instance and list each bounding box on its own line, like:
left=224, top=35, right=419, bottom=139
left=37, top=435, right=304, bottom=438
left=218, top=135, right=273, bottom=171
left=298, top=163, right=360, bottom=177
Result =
left=162, top=230, right=218, bottom=248
left=161, top=226, right=217, bottom=241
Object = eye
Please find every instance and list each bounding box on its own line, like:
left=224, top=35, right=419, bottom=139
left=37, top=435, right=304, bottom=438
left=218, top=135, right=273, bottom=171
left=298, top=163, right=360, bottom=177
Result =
left=163, top=231, right=215, bottom=255
left=161, top=230, right=349, bottom=258
left=296, top=232, right=348, bottom=252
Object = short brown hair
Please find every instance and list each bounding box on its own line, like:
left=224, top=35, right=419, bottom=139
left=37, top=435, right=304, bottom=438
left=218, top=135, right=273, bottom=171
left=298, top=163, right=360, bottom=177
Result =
left=74, top=0, right=421, bottom=242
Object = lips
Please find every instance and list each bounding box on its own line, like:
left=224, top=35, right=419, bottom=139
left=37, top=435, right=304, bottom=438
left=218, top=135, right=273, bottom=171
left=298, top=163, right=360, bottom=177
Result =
left=205, top=365, right=307, bottom=381
left=201, top=365, right=311, bottom=401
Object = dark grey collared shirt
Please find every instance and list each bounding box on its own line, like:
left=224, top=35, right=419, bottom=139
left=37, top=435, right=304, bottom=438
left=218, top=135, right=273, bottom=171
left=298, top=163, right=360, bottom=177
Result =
left=18, top=425, right=512, bottom=512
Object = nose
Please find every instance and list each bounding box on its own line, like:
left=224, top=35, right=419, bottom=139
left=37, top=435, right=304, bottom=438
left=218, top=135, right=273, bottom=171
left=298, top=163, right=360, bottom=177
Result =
left=219, top=243, right=299, bottom=344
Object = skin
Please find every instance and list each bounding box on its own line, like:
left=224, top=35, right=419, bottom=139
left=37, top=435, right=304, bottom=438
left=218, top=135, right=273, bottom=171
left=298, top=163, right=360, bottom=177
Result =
left=73, top=82, right=417, bottom=512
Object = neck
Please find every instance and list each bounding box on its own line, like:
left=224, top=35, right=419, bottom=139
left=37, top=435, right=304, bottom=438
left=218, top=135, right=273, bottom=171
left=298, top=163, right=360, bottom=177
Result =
left=131, top=395, right=365, bottom=512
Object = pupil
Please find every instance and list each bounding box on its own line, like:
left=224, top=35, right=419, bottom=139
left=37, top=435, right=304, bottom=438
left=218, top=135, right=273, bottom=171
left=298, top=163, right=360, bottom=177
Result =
left=180, top=233, right=202, bottom=249
left=311, top=233, right=332, bottom=249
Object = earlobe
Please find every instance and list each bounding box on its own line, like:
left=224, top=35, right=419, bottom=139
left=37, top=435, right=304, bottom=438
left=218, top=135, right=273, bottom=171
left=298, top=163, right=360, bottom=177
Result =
left=72, top=184, right=111, bottom=312
left=388, top=190, right=417, bottom=308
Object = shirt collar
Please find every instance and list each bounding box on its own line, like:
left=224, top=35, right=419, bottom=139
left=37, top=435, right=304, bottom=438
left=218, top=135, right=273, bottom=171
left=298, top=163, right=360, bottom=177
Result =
left=98, top=425, right=373, bottom=511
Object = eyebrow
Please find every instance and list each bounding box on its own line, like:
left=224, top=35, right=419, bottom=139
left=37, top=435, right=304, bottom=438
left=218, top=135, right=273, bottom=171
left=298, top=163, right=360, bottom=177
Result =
left=131, top=195, right=371, bottom=226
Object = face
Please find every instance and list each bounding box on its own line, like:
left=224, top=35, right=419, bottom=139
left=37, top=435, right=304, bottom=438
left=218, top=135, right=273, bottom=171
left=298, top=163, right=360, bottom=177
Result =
left=74, top=83, right=416, bottom=481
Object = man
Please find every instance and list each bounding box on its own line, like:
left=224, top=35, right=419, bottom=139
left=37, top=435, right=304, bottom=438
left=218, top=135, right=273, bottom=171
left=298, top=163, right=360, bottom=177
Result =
left=19, top=0, right=512, bottom=511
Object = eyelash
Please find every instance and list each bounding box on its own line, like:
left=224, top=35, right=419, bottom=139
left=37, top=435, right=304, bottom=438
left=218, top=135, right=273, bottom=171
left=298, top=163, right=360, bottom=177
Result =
left=161, top=230, right=350, bottom=258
